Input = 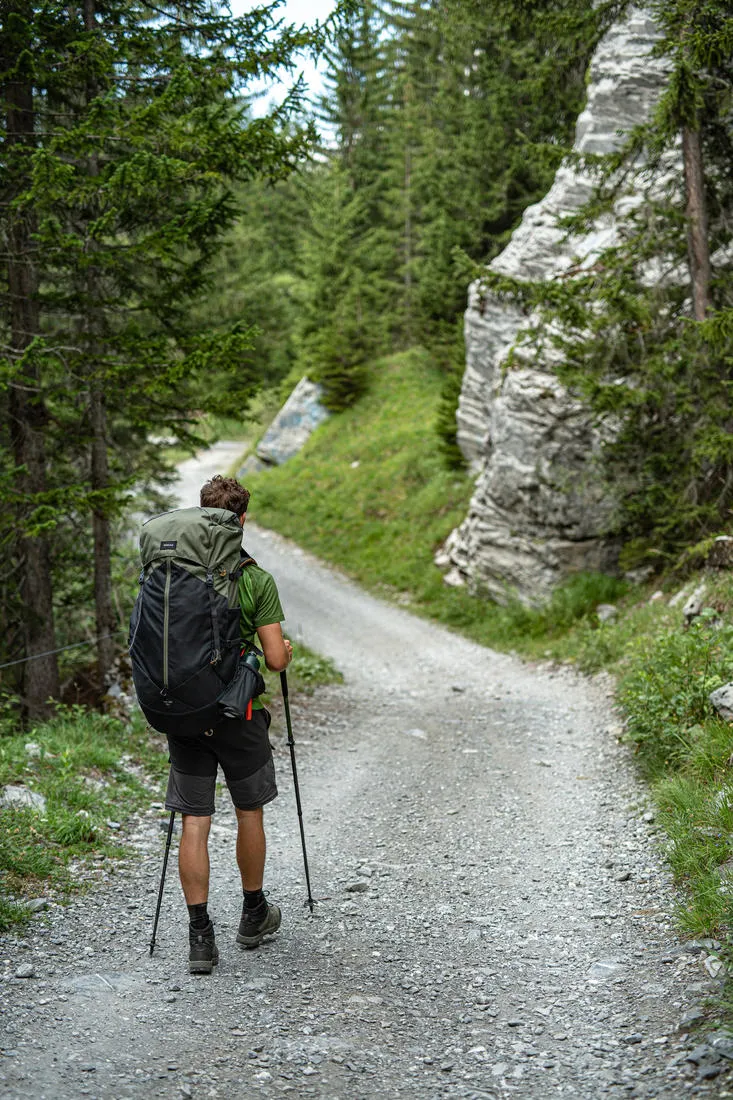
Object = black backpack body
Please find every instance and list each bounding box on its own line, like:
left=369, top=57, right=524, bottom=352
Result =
left=129, top=506, right=262, bottom=738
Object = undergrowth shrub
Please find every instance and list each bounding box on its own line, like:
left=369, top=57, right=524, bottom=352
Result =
left=488, top=572, right=628, bottom=643
left=620, top=610, right=733, bottom=776
left=288, top=649, right=344, bottom=689
left=0, top=898, right=30, bottom=932
left=619, top=608, right=733, bottom=936
left=0, top=704, right=167, bottom=922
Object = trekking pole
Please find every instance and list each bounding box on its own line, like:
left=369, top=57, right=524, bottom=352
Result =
left=149, top=809, right=176, bottom=955
left=280, top=670, right=315, bottom=912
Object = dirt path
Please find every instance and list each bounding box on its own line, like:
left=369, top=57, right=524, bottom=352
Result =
left=0, top=444, right=725, bottom=1099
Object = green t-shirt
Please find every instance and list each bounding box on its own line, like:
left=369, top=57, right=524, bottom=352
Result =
left=238, top=563, right=285, bottom=710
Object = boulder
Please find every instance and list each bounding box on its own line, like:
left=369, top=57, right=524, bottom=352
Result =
left=707, top=536, right=733, bottom=570
left=682, top=583, right=707, bottom=624
left=710, top=684, right=733, bottom=722
left=0, top=785, right=46, bottom=813
left=255, top=378, right=329, bottom=467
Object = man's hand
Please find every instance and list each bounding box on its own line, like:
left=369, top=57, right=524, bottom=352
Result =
left=284, top=638, right=293, bottom=665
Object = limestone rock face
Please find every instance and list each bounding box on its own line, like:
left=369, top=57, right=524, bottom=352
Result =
left=255, top=377, right=330, bottom=467
left=445, top=7, right=670, bottom=605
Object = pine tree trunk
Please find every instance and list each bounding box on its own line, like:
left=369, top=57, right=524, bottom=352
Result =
left=682, top=124, right=711, bottom=322
left=4, top=41, right=60, bottom=717
left=84, top=0, right=116, bottom=686
left=402, top=73, right=414, bottom=346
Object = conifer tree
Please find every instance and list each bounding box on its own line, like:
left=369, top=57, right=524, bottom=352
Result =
left=295, top=1, right=401, bottom=408
left=1, top=4, right=62, bottom=715
left=0, top=1, right=322, bottom=708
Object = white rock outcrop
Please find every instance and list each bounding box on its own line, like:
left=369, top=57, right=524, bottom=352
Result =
left=443, top=7, right=671, bottom=605
left=255, top=377, right=330, bottom=467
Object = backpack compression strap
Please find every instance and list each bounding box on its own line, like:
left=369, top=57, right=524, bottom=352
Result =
left=205, top=570, right=222, bottom=664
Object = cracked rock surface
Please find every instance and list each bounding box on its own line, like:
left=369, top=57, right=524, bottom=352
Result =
left=1, top=482, right=729, bottom=1098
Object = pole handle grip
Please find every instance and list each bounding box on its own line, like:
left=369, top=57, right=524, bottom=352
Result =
left=280, top=669, right=289, bottom=699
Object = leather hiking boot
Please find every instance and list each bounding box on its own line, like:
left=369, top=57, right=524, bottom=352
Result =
left=236, top=901, right=282, bottom=948
left=188, top=921, right=219, bottom=974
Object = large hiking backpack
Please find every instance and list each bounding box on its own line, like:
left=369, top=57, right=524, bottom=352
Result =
left=129, top=506, right=263, bottom=738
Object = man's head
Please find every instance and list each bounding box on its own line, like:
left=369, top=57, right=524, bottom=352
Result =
left=200, top=474, right=250, bottom=520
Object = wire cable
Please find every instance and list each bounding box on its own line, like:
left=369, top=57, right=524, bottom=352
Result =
left=0, top=631, right=126, bottom=671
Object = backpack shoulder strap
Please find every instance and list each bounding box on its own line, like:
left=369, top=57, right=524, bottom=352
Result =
left=235, top=551, right=263, bottom=657
left=230, top=549, right=257, bottom=579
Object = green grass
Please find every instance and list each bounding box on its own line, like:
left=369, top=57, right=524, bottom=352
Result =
left=615, top=606, right=733, bottom=937
left=246, top=349, right=475, bottom=600
left=260, top=643, right=343, bottom=705
left=0, top=705, right=168, bottom=929
left=285, top=645, right=343, bottom=691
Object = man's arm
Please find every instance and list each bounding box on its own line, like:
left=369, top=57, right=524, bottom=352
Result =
left=256, top=622, right=293, bottom=672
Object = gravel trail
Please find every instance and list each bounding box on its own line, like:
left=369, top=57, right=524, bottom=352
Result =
left=0, top=444, right=727, bottom=1098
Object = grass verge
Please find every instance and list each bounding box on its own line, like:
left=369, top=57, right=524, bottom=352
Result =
left=615, top=600, right=733, bottom=939
left=260, top=643, right=343, bottom=705
left=0, top=705, right=168, bottom=930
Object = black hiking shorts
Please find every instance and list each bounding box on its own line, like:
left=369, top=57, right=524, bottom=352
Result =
left=165, top=708, right=277, bottom=816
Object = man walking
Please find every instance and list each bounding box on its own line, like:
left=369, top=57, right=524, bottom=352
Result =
left=163, top=475, right=293, bottom=974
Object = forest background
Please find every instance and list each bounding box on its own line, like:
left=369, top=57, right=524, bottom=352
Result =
left=0, top=0, right=651, bottom=713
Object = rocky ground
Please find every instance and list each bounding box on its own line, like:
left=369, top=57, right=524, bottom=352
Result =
left=2, top=451, right=732, bottom=1099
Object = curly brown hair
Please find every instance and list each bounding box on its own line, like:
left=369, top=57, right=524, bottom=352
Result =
left=199, top=475, right=250, bottom=517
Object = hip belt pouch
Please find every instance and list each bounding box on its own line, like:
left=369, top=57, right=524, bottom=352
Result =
left=218, top=657, right=266, bottom=721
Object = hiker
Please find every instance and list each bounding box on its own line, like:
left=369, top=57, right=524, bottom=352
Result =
left=163, top=475, right=292, bottom=973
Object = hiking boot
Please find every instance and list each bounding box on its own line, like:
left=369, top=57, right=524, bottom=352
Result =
left=236, top=901, right=282, bottom=948
left=188, top=921, right=219, bottom=974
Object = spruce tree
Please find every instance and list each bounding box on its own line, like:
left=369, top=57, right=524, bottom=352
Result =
left=0, top=1, right=321, bottom=708
left=0, top=5, right=61, bottom=715
left=295, top=0, right=397, bottom=408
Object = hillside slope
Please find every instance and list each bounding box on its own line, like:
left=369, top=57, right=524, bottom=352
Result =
left=245, top=354, right=733, bottom=950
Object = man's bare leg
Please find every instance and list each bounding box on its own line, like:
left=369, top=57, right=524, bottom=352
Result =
left=235, top=806, right=281, bottom=946
left=179, top=814, right=218, bottom=972
left=179, top=814, right=211, bottom=904
left=235, top=807, right=266, bottom=890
